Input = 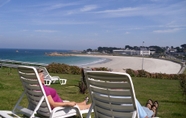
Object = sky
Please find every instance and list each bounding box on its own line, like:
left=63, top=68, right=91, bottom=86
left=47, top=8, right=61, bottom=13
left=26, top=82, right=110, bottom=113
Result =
left=0, top=0, right=185, bottom=50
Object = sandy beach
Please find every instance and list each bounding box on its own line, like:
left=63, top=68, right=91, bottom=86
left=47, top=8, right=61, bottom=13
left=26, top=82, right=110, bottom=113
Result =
left=74, top=54, right=181, bottom=74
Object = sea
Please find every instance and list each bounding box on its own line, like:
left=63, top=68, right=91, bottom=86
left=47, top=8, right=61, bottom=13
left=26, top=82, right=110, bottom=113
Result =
left=0, top=48, right=107, bottom=67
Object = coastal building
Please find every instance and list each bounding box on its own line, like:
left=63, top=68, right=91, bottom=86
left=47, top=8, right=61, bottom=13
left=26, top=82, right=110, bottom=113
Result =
left=140, top=48, right=150, bottom=56
left=113, top=49, right=140, bottom=55
left=113, top=48, right=154, bottom=56
left=87, top=51, right=100, bottom=54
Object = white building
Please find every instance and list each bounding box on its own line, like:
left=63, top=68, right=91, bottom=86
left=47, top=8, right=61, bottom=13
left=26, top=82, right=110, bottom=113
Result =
left=113, top=49, right=140, bottom=55
left=140, top=48, right=150, bottom=55
left=113, top=48, right=154, bottom=56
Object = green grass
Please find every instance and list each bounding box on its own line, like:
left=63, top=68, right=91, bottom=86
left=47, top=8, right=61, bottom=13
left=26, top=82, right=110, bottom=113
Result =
left=0, top=67, right=186, bottom=118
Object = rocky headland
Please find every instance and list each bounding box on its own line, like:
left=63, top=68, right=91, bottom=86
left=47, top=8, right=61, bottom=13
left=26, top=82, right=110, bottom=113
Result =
left=45, top=52, right=72, bottom=56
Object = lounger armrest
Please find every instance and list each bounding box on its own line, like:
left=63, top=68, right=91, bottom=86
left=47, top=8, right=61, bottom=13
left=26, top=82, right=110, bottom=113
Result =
left=132, top=111, right=137, bottom=118
left=86, top=104, right=94, bottom=118
left=52, top=106, right=66, bottom=111
left=52, top=105, right=81, bottom=114
left=51, top=105, right=83, bottom=118
left=0, top=111, right=21, bottom=118
left=74, top=105, right=83, bottom=118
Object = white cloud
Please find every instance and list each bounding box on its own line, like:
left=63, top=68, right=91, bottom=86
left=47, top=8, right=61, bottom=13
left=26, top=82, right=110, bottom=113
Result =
left=34, top=30, right=58, bottom=33
left=22, top=30, right=29, bottom=32
left=96, top=7, right=139, bottom=13
left=45, top=2, right=79, bottom=11
left=0, top=0, right=10, bottom=7
left=153, top=28, right=181, bottom=33
left=66, top=5, right=98, bottom=15
left=80, top=5, right=98, bottom=12
left=34, top=20, right=94, bottom=25
left=150, top=0, right=161, bottom=2
left=94, top=1, right=186, bottom=18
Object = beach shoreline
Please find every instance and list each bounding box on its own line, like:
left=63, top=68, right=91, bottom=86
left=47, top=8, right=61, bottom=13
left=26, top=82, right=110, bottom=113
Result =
left=72, top=54, right=182, bottom=74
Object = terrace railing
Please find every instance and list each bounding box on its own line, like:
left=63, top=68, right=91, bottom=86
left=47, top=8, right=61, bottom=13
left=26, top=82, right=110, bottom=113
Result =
left=0, top=59, right=48, bottom=68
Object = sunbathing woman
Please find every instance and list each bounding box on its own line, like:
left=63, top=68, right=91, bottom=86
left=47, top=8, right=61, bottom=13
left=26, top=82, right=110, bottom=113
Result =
left=37, top=68, right=91, bottom=110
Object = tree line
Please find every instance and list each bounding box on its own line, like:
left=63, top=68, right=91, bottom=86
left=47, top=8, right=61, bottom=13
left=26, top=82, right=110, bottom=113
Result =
left=84, top=44, right=186, bottom=54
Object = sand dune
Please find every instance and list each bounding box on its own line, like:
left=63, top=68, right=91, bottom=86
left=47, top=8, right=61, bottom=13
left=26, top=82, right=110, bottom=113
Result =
left=76, top=55, right=181, bottom=74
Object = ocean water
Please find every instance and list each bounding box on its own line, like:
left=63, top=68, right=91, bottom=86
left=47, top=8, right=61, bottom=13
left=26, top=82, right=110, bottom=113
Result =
left=0, top=48, right=106, bottom=67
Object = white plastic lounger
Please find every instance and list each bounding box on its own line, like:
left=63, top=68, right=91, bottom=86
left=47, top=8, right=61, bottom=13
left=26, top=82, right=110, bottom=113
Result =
left=41, top=67, right=67, bottom=86
left=0, top=65, right=91, bottom=118
left=85, top=71, right=139, bottom=118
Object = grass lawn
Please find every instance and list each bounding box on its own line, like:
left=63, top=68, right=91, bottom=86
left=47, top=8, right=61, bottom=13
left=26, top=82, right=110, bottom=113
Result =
left=0, top=67, right=186, bottom=118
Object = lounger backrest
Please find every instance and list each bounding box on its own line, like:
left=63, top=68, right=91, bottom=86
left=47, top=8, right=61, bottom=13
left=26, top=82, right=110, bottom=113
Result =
left=41, top=67, right=51, bottom=80
left=85, top=71, right=138, bottom=118
left=17, top=66, right=52, bottom=117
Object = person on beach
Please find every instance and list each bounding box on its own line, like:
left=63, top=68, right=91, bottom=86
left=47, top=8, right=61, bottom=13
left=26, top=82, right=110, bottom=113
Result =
left=37, top=68, right=91, bottom=110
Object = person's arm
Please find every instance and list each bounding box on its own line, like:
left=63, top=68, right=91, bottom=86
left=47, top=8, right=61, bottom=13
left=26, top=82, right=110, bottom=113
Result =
left=47, top=95, right=76, bottom=108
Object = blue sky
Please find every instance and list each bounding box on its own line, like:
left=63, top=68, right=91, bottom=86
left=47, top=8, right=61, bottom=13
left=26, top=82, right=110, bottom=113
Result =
left=0, top=0, right=185, bottom=50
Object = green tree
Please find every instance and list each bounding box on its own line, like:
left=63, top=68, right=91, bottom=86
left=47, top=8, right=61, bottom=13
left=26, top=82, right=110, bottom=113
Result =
left=149, top=46, right=164, bottom=53
left=86, top=48, right=92, bottom=52
left=181, top=44, right=186, bottom=52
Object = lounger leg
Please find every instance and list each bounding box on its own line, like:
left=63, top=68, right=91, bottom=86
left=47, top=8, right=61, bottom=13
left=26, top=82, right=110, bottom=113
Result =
left=59, top=79, right=67, bottom=85
left=45, top=80, right=52, bottom=86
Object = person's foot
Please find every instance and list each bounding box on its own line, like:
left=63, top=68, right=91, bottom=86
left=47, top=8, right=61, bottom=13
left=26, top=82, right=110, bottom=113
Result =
left=147, top=99, right=153, bottom=106
left=151, top=105, right=157, bottom=117
left=146, top=99, right=153, bottom=110
left=146, top=103, right=152, bottom=110
left=153, top=101, right=159, bottom=116
left=153, top=101, right=159, bottom=108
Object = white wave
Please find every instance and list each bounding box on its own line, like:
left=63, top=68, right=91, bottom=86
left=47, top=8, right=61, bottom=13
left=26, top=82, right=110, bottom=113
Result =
left=76, top=58, right=108, bottom=67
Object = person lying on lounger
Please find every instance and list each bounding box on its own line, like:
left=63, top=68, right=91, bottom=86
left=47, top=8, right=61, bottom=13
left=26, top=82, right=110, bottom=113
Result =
left=136, top=99, right=159, bottom=118
left=37, top=68, right=91, bottom=110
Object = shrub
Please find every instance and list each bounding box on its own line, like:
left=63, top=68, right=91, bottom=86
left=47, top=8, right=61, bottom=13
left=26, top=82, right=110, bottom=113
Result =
left=70, top=66, right=81, bottom=75
left=179, top=74, right=186, bottom=102
left=126, top=68, right=185, bottom=80
left=168, top=74, right=176, bottom=80
left=137, top=70, right=149, bottom=77
left=133, top=70, right=139, bottom=77
left=47, top=63, right=111, bottom=75
left=47, top=63, right=81, bottom=74
left=77, top=81, right=87, bottom=94
left=126, top=69, right=136, bottom=77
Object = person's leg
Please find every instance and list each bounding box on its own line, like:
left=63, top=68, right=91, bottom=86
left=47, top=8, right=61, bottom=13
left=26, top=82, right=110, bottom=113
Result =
left=135, top=99, right=148, bottom=118
left=76, top=103, right=91, bottom=110
left=76, top=101, right=86, bottom=105
left=76, top=97, right=89, bottom=105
